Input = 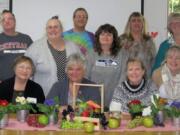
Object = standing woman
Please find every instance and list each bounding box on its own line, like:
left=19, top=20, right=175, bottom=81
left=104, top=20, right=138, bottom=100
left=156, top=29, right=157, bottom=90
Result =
left=152, top=13, right=180, bottom=71
left=86, top=24, right=124, bottom=108
left=119, top=12, right=156, bottom=81
left=25, top=16, right=80, bottom=97
left=0, top=56, right=45, bottom=104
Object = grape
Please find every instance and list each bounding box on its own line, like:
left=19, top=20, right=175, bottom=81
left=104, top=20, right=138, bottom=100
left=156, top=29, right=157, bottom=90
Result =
left=127, top=116, right=143, bottom=129
left=61, top=120, right=83, bottom=129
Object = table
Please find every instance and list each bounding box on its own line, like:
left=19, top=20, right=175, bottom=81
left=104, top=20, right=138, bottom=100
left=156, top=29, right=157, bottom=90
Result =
left=0, top=114, right=179, bottom=135
left=0, top=130, right=179, bottom=135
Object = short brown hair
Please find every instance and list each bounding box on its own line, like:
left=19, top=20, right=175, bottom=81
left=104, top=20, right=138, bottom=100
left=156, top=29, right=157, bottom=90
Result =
left=13, top=56, right=35, bottom=75
left=73, top=7, right=88, bottom=19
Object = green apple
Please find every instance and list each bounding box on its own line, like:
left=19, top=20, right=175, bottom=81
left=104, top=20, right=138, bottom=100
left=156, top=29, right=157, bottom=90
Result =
left=38, top=114, right=49, bottom=126
left=84, top=122, right=94, bottom=133
left=108, top=117, right=120, bottom=129
left=143, top=117, right=154, bottom=128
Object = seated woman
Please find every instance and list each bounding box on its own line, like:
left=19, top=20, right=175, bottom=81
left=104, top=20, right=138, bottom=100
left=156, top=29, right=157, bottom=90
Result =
left=0, top=56, right=45, bottom=104
left=109, top=58, right=157, bottom=113
left=152, top=46, right=180, bottom=101
left=47, top=53, right=101, bottom=106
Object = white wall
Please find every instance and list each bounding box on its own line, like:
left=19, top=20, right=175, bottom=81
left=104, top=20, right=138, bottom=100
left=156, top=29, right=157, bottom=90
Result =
left=144, top=0, right=168, bottom=51
left=13, top=0, right=141, bottom=41
left=0, top=0, right=10, bottom=32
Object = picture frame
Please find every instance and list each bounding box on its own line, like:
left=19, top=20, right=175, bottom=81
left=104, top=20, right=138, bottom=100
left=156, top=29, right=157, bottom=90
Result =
left=72, top=83, right=104, bottom=113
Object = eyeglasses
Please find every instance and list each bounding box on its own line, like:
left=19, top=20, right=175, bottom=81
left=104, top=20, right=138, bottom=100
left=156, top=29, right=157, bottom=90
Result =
left=74, top=15, right=88, bottom=19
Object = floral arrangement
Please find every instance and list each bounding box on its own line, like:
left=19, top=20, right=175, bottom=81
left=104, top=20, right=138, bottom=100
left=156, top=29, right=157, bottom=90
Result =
left=165, top=101, right=180, bottom=118
left=37, top=97, right=59, bottom=116
left=150, top=94, right=167, bottom=117
left=128, top=99, right=144, bottom=114
left=15, top=96, right=36, bottom=112
left=0, top=99, right=15, bottom=120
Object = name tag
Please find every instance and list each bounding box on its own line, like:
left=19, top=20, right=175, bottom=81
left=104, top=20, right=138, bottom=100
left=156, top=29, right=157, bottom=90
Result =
left=95, top=59, right=118, bottom=67
left=3, top=50, right=26, bottom=54
left=27, top=97, right=37, bottom=104
left=95, top=60, right=106, bottom=67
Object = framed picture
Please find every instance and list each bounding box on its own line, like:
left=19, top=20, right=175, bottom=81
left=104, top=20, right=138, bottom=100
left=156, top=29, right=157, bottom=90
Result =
left=72, top=83, right=104, bottom=113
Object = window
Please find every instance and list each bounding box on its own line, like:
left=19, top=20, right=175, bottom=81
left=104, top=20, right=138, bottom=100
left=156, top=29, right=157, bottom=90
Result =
left=169, top=0, right=180, bottom=13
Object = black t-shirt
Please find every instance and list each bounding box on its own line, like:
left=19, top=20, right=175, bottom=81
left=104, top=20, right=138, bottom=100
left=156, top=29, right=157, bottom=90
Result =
left=0, top=32, right=33, bottom=80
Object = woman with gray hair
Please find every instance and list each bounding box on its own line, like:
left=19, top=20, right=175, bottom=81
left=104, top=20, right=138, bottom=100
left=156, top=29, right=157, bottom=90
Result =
left=152, top=12, right=180, bottom=71
left=152, top=46, right=180, bottom=101
left=47, top=53, right=100, bottom=106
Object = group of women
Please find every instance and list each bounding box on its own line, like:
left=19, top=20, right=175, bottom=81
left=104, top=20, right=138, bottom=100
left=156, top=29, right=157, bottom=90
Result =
left=0, top=11, right=179, bottom=113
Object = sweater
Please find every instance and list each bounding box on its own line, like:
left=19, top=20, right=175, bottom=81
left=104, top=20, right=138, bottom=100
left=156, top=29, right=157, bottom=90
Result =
left=110, top=79, right=157, bottom=113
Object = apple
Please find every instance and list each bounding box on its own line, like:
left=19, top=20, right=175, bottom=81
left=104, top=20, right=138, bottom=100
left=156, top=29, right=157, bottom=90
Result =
left=108, top=117, right=120, bottom=129
left=38, top=114, right=49, bottom=126
left=81, top=110, right=90, bottom=117
left=143, top=117, right=154, bottom=128
left=84, top=122, right=94, bottom=133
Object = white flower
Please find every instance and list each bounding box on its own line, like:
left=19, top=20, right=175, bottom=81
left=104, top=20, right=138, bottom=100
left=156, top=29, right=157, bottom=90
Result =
left=142, top=106, right=152, bottom=116
left=15, top=96, right=27, bottom=104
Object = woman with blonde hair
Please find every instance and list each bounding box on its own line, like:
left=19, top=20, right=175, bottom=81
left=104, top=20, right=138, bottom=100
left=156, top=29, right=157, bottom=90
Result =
left=119, top=12, right=156, bottom=82
left=152, top=12, right=180, bottom=71
left=110, top=58, right=157, bottom=113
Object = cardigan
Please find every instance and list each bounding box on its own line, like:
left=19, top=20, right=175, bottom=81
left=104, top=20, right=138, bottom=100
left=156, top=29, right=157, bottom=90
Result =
left=46, top=78, right=101, bottom=106
left=0, top=77, right=45, bottom=103
left=25, top=36, right=81, bottom=97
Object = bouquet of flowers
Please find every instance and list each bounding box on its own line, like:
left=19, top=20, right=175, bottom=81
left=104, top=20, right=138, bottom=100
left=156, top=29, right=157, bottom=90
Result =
left=0, top=99, right=15, bottom=120
left=15, top=96, right=36, bottom=112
